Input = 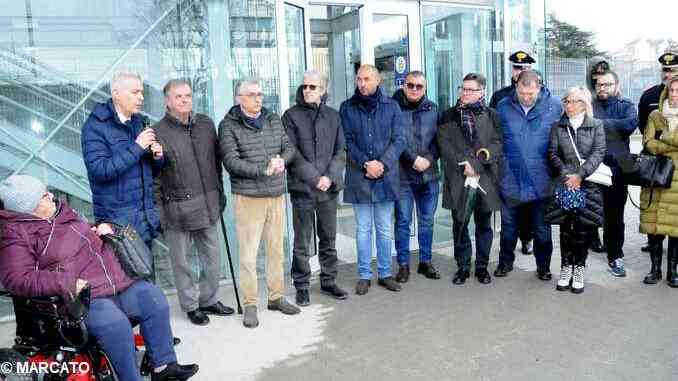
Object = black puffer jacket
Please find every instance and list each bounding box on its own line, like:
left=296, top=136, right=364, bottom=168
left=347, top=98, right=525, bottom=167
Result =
left=283, top=86, right=345, bottom=201
left=545, top=115, right=606, bottom=226
left=218, top=105, right=296, bottom=197
left=153, top=113, right=225, bottom=231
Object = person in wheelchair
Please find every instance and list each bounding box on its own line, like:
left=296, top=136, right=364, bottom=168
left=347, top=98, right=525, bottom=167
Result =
left=0, top=175, right=198, bottom=381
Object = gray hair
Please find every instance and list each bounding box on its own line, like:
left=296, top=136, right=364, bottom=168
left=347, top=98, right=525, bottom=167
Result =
left=516, top=70, right=541, bottom=88
left=303, top=70, right=327, bottom=90
left=163, top=78, right=191, bottom=96
left=562, top=86, right=593, bottom=118
left=235, top=78, right=262, bottom=96
left=110, top=72, right=142, bottom=96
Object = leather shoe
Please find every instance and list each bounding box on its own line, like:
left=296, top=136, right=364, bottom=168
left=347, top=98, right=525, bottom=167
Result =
left=267, top=297, right=301, bottom=315
left=186, top=309, right=209, bottom=326
left=296, top=289, right=310, bottom=306
left=199, top=301, right=234, bottom=316
left=378, top=276, right=402, bottom=292
left=452, top=269, right=470, bottom=285
left=494, top=263, right=513, bottom=277
left=151, top=362, right=198, bottom=381
left=475, top=268, right=492, bottom=284
left=355, top=279, right=371, bottom=295
left=537, top=268, right=552, bottom=281
left=417, top=262, right=441, bottom=279
left=321, top=284, right=349, bottom=300
left=641, top=244, right=651, bottom=252
left=395, top=265, right=410, bottom=283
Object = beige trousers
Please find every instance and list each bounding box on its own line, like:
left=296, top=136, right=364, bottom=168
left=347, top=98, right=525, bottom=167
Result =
left=234, top=194, right=285, bottom=306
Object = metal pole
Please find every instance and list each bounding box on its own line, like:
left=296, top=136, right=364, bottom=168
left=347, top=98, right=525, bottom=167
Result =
left=219, top=215, right=243, bottom=314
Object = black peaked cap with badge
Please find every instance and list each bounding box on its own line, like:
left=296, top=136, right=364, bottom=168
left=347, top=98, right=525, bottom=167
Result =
left=659, top=52, right=678, bottom=69
left=509, top=50, right=536, bottom=67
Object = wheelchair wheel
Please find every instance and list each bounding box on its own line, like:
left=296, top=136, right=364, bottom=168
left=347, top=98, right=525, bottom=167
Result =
left=0, top=348, right=36, bottom=381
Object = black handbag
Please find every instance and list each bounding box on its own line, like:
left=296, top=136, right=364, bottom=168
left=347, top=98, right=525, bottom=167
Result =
left=101, top=223, right=153, bottom=280
left=620, top=153, right=674, bottom=188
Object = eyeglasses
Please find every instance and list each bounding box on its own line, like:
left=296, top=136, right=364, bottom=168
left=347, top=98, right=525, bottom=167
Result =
left=405, top=83, right=425, bottom=91
left=458, top=86, right=482, bottom=93
left=238, top=92, right=264, bottom=99
left=302, top=84, right=318, bottom=90
left=563, top=99, right=584, bottom=105
left=595, top=82, right=615, bottom=89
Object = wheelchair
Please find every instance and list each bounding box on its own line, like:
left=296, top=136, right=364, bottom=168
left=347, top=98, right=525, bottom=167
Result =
left=0, top=289, right=153, bottom=381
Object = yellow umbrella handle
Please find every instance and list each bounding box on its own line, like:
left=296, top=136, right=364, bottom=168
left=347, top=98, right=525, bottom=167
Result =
left=476, top=148, right=490, bottom=161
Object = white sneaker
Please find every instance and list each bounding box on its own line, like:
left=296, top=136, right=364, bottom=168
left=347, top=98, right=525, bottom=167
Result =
left=556, top=265, right=572, bottom=291
left=572, top=265, right=585, bottom=294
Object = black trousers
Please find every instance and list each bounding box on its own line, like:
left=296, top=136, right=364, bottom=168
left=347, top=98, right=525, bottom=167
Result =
left=518, top=206, right=534, bottom=243
left=560, top=217, right=589, bottom=267
left=603, top=179, right=627, bottom=262
left=290, top=195, right=339, bottom=290
left=452, top=209, right=493, bottom=271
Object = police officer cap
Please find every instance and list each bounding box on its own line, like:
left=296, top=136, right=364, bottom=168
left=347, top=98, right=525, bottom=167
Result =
left=509, top=51, right=536, bottom=66
left=658, top=52, right=678, bottom=69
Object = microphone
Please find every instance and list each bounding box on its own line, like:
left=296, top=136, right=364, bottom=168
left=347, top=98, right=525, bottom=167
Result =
left=142, top=116, right=153, bottom=153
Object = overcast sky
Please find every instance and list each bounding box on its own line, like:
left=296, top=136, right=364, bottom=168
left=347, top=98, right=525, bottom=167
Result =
left=548, top=0, right=677, bottom=52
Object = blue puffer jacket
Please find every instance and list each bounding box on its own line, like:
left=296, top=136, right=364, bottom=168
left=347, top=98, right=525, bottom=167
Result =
left=392, top=89, right=440, bottom=185
left=592, top=96, right=638, bottom=175
left=497, top=87, right=562, bottom=205
left=81, top=99, right=163, bottom=242
left=340, top=87, right=407, bottom=203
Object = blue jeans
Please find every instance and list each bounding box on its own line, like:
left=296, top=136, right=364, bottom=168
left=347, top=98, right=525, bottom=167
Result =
left=86, top=281, right=176, bottom=381
left=499, top=199, right=553, bottom=270
left=394, top=181, right=439, bottom=265
left=353, top=202, right=395, bottom=279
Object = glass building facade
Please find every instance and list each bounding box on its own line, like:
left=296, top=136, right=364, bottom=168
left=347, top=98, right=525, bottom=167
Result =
left=0, top=0, right=546, bottom=318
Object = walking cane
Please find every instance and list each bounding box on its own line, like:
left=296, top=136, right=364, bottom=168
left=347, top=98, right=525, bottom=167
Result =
left=219, top=215, right=243, bottom=314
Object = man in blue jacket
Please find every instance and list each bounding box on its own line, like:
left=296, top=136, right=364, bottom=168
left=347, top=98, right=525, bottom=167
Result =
left=341, top=64, right=407, bottom=295
left=496, top=70, right=562, bottom=280
left=81, top=72, right=164, bottom=278
left=593, top=71, right=638, bottom=277
left=392, top=71, right=441, bottom=283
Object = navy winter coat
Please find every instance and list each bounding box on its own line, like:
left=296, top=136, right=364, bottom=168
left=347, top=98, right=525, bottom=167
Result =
left=497, top=87, right=563, bottom=205
left=81, top=99, right=163, bottom=242
left=592, top=96, right=638, bottom=175
left=340, top=88, right=407, bottom=203
left=392, top=89, right=440, bottom=185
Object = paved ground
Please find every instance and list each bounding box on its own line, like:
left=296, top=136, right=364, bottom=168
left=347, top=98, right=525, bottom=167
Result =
left=2, top=138, right=677, bottom=380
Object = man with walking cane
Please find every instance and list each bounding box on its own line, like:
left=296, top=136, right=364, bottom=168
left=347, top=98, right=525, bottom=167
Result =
left=153, top=79, right=235, bottom=326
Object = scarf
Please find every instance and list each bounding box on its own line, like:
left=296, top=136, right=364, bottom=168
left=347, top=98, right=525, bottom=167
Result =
left=457, top=98, right=486, bottom=146
left=662, top=99, right=678, bottom=132
left=240, top=106, right=263, bottom=130
left=351, top=87, right=382, bottom=112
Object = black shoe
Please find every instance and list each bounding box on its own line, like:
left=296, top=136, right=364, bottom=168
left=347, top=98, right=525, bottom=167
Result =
left=378, top=276, right=402, bottom=292
left=355, top=279, right=371, bottom=295
left=537, top=268, right=552, bottom=281
left=494, top=263, right=513, bottom=277
left=321, top=284, right=349, bottom=300
left=267, top=297, right=301, bottom=315
left=296, top=289, right=310, bottom=306
left=452, top=269, right=470, bottom=285
left=475, top=268, right=492, bottom=284
left=417, top=262, right=441, bottom=279
left=151, top=362, right=199, bottom=381
left=395, top=265, right=410, bottom=283
left=641, top=244, right=651, bottom=252
left=521, top=240, right=533, bottom=255
left=173, top=337, right=181, bottom=346
left=187, top=309, right=209, bottom=326
left=199, top=301, right=234, bottom=316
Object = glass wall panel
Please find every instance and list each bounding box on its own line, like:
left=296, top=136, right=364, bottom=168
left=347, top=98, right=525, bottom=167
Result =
left=423, top=5, right=494, bottom=110
left=285, top=3, right=306, bottom=105
left=309, top=4, right=360, bottom=109
left=373, top=14, right=409, bottom=97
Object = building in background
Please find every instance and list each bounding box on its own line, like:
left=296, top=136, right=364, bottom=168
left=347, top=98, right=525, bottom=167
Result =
left=0, top=0, right=547, bottom=317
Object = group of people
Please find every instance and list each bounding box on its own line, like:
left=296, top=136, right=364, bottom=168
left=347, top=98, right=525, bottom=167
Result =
left=1, top=45, right=677, bottom=380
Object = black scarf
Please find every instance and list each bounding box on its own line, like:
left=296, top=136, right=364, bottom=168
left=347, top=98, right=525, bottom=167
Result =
left=351, top=87, right=382, bottom=112
left=457, top=98, right=486, bottom=146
